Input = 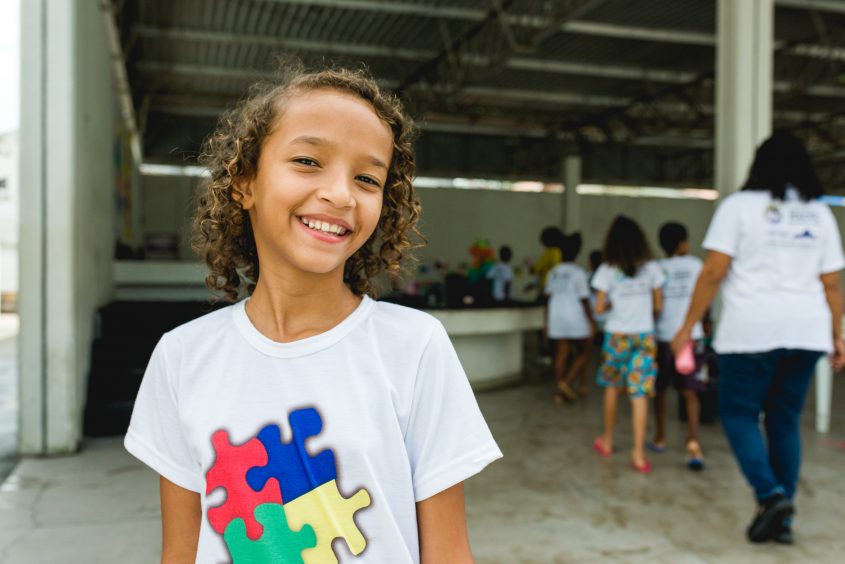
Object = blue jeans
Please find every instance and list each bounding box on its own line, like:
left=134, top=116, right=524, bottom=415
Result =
left=718, top=349, right=822, bottom=502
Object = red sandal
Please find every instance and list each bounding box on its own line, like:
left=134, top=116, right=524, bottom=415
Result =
left=593, top=437, right=612, bottom=457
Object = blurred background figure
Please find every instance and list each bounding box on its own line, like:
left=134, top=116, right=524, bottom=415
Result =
left=545, top=232, right=594, bottom=403
left=592, top=216, right=665, bottom=474
left=486, top=244, right=514, bottom=304
left=672, top=130, right=845, bottom=544
left=651, top=221, right=708, bottom=470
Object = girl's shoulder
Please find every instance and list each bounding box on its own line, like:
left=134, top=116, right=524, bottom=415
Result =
left=370, top=299, right=444, bottom=339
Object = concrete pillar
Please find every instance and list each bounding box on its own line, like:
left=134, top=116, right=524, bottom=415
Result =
left=19, top=0, right=116, bottom=455
left=715, top=0, right=774, bottom=196
left=19, top=0, right=79, bottom=454
left=562, top=155, right=581, bottom=233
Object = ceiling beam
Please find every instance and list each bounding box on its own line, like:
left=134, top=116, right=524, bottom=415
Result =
left=133, top=27, right=845, bottom=98
left=142, top=68, right=838, bottom=126
left=257, top=0, right=845, bottom=43
left=777, top=0, right=845, bottom=15
left=132, top=25, right=438, bottom=61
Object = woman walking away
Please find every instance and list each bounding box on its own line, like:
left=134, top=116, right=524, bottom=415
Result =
left=592, top=216, right=665, bottom=474
left=672, top=130, right=845, bottom=544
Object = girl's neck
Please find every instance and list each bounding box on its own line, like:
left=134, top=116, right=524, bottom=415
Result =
left=245, top=269, right=361, bottom=343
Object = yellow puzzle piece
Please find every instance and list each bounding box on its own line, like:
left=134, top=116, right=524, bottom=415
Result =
left=284, top=480, right=371, bottom=563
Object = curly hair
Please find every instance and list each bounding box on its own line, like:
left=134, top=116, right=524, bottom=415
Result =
left=192, top=62, right=422, bottom=302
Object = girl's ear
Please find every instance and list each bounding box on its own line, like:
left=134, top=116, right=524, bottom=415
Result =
left=234, top=177, right=255, bottom=210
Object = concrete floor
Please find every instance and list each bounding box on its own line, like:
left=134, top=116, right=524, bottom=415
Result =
left=0, top=338, right=843, bottom=562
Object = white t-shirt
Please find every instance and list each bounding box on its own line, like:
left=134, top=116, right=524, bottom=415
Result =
left=125, top=296, right=502, bottom=564
left=703, top=189, right=845, bottom=353
left=545, top=263, right=591, bottom=339
left=656, top=255, right=704, bottom=342
left=591, top=261, right=665, bottom=335
left=486, top=262, right=514, bottom=301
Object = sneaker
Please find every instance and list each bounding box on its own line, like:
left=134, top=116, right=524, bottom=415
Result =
left=747, top=494, right=794, bottom=543
left=773, top=525, right=794, bottom=545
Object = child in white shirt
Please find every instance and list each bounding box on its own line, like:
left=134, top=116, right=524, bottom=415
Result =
left=651, top=222, right=707, bottom=470
left=124, top=65, right=501, bottom=563
left=591, top=216, right=665, bottom=474
left=545, top=232, right=595, bottom=401
left=486, top=245, right=514, bottom=303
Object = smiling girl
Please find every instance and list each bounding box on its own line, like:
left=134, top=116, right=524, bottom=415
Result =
left=124, top=65, right=501, bottom=563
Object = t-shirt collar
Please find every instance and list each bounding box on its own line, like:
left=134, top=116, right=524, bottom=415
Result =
left=232, top=295, right=375, bottom=358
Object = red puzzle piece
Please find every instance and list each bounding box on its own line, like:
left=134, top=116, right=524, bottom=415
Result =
left=206, top=430, right=283, bottom=540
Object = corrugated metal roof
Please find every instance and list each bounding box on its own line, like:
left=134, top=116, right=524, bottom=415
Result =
left=114, top=0, right=845, bottom=184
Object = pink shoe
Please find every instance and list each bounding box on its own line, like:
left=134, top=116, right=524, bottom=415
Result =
left=593, top=437, right=612, bottom=457
left=632, top=459, right=652, bottom=474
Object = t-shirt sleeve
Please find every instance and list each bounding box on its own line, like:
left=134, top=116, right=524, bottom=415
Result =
left=703, top=196, right=741, bottom=256
left=820, top=206, right=845, bottom=274
left=544, top=268, right=555, bottom=294
left=591, top=264, right=611, bottom=292
left=577, top=268, right=590, bottom=299
left=650, top=262, right=666, bottom=289
left=124, top=334, right=202, bottom=493
left=404, top=322, right=503, bottom=502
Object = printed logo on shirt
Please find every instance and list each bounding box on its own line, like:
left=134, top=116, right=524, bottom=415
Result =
left=205, top=407, right=371, bottom=563
left=795, top=229, right=816, bottom=240
left=765, top=204, right=782, bottom=224
left=789, top=208, right=819, bottom=225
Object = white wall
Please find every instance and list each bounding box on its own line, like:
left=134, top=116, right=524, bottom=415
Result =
left=74, top=0, right=117, bottom=432
left=137, top=175, right=845, bottom=298
left=139, top=174, right=717, bottom=283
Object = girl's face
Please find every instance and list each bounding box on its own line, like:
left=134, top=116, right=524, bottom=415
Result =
left=239, top=89, right=393, bottom=283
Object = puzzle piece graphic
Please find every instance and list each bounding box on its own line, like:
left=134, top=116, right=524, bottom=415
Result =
left=206, top=430, right=283, bottom=540
left=285, top=480, right=371, bottom=564
left=224, top=503, right=317, bottom=564
left=247, top=408, right=337, bottom=502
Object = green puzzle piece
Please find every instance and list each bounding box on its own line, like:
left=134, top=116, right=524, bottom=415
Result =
left=224, top=503, right=317, bottom=563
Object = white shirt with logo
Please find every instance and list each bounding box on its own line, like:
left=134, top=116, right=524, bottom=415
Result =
left=656, top=255, right=705, bottom=342
left=124, top=296, right=502, bottom=563
left=545, top=262, right=591, bottom=339
left=703, top=189, right=845, bottom=353
left=591, top=261, right=665, bottom=335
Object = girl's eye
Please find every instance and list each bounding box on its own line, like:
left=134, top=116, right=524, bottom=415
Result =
left=356, top=175, right=381, bottom=188
left=293, top=157, right=318, bottom=167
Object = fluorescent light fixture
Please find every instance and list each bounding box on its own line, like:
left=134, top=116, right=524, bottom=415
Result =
left=577, top=184, right=718, bottom=200
left=136, top=167, right=718, bottom=201
left=140, top=163, right=209, bottom=177
left=414, top=176, right=562, bottom=192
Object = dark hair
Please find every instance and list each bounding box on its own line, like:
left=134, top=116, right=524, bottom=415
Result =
left=499, top=245, right=512, bottom=262
left=540, top=226, right=564, bottom=247
left=559, top=232, right=583, bottom=262
left=192, top=63, right=421, bottom=301
left=741, top=129, right=823, bottom=201
left=658, top=222, right=688, bottom=256
left=589, top=250, right=603, bottom=271
left=602, top=215, right=652, bottom=277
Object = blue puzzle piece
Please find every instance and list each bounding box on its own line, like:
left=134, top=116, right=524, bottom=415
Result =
left=246, top=408, right=337, bottom=502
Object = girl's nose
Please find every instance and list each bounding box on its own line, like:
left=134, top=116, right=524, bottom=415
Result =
left=317, top=173, right=355, bottom=208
